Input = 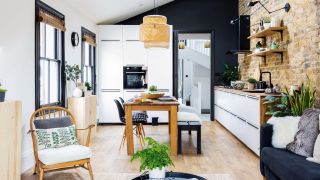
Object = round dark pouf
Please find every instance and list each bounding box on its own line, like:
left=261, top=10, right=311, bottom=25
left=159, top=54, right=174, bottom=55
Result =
left=132, top=172, right=207, bottom=180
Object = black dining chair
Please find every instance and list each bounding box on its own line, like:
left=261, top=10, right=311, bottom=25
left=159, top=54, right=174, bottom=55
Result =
left=114, top=99, right=147, bottom=150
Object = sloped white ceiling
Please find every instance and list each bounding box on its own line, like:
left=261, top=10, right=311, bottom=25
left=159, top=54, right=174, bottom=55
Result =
left=65, top=0, right=174, bottom=24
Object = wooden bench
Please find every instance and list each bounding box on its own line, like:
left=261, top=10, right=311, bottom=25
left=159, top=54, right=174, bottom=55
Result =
left=178, top=121, right=201, bottom=154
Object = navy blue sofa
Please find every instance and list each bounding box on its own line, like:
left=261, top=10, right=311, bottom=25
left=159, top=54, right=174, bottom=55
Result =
left=260, top=123, right=320, bottom=180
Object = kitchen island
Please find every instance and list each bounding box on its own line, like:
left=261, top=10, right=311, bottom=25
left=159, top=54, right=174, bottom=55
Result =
left=214, top=86, right=279, bottom=155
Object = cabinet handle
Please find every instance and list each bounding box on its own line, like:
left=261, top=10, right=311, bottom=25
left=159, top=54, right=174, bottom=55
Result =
left=125, top=90, right=145, bottom=92
left=126, top=40, right=139, bottom=42
left=101, top=40, right=120, bottom=42
left=247, top=95, right=259, bottom=100
left=101, top=89, right=121, bottom=92
left=158, top=89, right=169, bottom=92
left=237, top=116, right=246, bottom=122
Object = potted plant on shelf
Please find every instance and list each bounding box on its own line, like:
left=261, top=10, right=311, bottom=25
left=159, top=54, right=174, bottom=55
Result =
left=85, top=82, right=92, bottom=96
left=263, top=16, right=271, bottom=29
left=131, top=137, right=174, bottom=179
left=247, top=78, right=257, bottom=90
left=222, top=64, right=239, bottom=87
left=0, top=83, right=7, bottom=102
left=65, top=64, right=82, bottom=97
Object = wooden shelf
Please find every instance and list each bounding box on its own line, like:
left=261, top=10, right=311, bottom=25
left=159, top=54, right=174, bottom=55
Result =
left=248, top=49, right=286, bottom=57
left=248, top=27, right=287, bottom=40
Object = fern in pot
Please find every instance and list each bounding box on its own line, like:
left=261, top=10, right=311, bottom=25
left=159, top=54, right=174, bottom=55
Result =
left=131, top=137, right=174, bottom=179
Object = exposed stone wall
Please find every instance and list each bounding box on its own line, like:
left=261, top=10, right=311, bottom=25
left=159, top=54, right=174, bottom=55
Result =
left=238, top=0, right=320, bottom=104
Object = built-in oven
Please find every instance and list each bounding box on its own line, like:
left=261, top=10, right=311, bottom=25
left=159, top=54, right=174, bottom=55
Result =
left=123, top=66, right=147, bottom=89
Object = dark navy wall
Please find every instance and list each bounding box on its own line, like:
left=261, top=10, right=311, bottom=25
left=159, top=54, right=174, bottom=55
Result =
left=117, top=0, right=239, bottom=78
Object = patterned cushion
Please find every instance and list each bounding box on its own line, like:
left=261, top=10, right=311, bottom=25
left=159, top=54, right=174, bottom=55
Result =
left=35, top=125, right=78, bottom=150
left=132, top=112, right=148, bottom=122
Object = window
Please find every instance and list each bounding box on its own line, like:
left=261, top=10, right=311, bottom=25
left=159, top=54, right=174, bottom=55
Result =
left=81, top=27, right=96, bottom=94
left=35, top=1, right=66, bottom=109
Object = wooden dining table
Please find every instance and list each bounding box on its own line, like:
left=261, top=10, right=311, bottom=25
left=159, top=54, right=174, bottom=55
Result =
left=124, top=99, right=180, bottom=156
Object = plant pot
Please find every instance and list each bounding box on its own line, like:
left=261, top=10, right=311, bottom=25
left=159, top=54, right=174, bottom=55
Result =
left=149, top=167, right=166, bottom=179
left=85, top=90, right=92, bottom=97
left=263, top=23, right=271, bottom=29
left=247, top=83, right=255, bottom=90
left=72, top=87, right=82, bottom=97
left=0, top=92, right=5, bottom=102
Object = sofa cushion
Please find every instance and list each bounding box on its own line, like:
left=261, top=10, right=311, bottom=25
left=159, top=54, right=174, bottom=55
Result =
left=287, top=108, right=320, bottom=157
left=38, top=145, right=92, bottom=165
left=34, top=116, right=73, bottom=129
left=261, top=147, right=320, bottom=180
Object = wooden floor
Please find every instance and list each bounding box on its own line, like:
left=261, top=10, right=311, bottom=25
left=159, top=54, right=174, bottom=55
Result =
left=22, top=121, right=262, bottom=180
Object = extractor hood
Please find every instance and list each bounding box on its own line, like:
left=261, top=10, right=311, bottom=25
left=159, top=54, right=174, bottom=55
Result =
left=227, top=15, right=251, bottom=55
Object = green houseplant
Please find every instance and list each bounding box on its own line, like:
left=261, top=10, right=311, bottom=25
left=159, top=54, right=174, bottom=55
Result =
left=131, top=137, right=174, bottom=179
left=65, top=64, right=82, bottom=97
left=0, top=83, right=7, bottom=102
left=283, top=77, right=316, bottom=116
left=222, top=64, right=239, bottom=86
left=85, top=82, right=92, bottom=96
left=247, top=78, right=257, bottom=90
left=148, top=85, right=158, bottom=92
left=263, top=16, right=271, bottom=29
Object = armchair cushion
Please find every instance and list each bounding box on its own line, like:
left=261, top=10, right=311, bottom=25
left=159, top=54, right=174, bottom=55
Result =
left=38, top=144, right=92, bottom=165
left=36, top=125, right=78, bottom=150
left=34, top=116, right=73, bottom=129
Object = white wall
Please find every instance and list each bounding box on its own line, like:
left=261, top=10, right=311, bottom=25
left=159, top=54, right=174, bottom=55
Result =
left=0, top=0, right=97, bottom=173
left=193, top=64, right=210, bottom=109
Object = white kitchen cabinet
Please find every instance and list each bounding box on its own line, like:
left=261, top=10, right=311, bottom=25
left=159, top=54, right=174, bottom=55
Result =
left=123, top=40, right=147, bottom=66
left=99, top=41, right=123, bottom=89
left=123, top=25, right=139, bottom=40
left=99, top=90, right=123, bottom=123
left=99, top=25, right=123, bottom=40
left=214, top=89, right=261, bottom=155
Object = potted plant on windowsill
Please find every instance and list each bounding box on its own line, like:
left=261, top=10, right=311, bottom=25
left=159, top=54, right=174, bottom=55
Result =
left=65, top=64, right=82, bottom=97
left=131, top=137, right=174, bottom=179
left=0, top=83, right=7, bottom=102
left=85, top=82, right=92, bottom=96
left=247, top=78, right=257, bottom=90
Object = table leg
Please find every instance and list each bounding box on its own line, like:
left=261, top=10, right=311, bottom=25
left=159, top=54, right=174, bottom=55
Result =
left=170, top=106, right=178, bottom=156
left=125, top=106, right=134, bottom=155
left=168, top=111, right=171, bottom=134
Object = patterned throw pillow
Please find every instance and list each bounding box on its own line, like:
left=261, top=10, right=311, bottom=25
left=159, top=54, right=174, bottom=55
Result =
left=35, top=125, right=78, bottom=150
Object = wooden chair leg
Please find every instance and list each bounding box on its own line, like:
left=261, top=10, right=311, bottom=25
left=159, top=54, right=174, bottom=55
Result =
left=119, top=128, right=126, bottom=150
left=33, top=163, right=38, bottom=175
left=39, top=168, right=44, bottom=180
left=140, top=124, right=146, bottom=138
left=136, top=125, right=144, bottom=149
left=87, top=162, right=94, bottom=180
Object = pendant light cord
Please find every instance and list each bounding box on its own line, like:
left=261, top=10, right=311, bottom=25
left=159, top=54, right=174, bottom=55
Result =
left=153, top=0, right=159, bottom=15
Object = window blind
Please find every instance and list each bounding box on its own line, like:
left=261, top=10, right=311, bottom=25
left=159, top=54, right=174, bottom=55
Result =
left=82, top=34, right=96, bottom=46
left=38, top=10, right=66, bottom=31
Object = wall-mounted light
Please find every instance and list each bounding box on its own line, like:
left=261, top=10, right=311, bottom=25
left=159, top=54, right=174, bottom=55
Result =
left=204, top=40, right=211, bottom=49
left=247, top=1, right=290, bottom=14
left=178, top=40, right=185, bottom=49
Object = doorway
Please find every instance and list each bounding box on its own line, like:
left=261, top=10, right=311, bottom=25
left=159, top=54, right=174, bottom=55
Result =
left=173, top=30, right=214, bottom=121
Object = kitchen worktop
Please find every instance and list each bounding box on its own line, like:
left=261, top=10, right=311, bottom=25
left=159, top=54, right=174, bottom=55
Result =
left=214, top=86, right=281, bottom=98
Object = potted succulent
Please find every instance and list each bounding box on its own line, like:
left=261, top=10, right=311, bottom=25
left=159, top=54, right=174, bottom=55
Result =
left=85, top=82, right=92, bottom=96
left=263, top=16, right=271, bottom=29
left=0, top=83, right=7, bottom=102
left=148, top=85, right=158, bottom=93
left=131, top=137, right=174, bottom=179
left=247, top=78, right=257, bottom=90
left=65, top=64, right=82, bottom=97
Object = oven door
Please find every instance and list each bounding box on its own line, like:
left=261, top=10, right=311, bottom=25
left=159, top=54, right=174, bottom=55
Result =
left=124, top=72, right=145, bottom=89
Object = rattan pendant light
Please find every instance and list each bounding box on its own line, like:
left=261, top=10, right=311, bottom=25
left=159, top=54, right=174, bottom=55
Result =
left=139, top=0, right=170, bottom=48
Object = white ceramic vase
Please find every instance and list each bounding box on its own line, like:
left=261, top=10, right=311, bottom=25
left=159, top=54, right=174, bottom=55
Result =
left=72, top=87, right=82, bottom=97
left=263, top=23, right=271, bottom=29
left=149, top=167, right=165, bottom=179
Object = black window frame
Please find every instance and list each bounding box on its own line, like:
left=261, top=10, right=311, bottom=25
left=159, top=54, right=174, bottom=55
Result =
left=35, top=0, right=66, bottom=109
left=81, top=27, right=96, bottom=95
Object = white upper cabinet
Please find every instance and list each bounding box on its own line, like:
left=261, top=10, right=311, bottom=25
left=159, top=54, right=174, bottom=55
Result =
left=99, top=25, right=123, bottom=41
left=123, top=25, right=140, bottom=40
left=123, top=26, right=147, bottom=66
left=99, top=41, right=123, bottom=89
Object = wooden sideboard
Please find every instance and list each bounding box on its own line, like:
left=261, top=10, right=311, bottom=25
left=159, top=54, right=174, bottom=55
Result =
left=68, top=96, right=97, bottom=145
left=0, top=101, right=22, bottom=180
